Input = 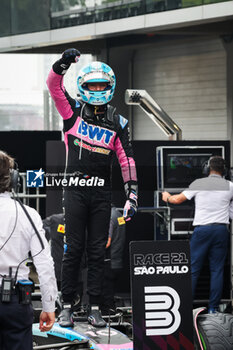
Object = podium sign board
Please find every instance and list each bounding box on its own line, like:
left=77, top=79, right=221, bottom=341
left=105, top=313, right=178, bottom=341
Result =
left=130, top=240, right=194, bottom=350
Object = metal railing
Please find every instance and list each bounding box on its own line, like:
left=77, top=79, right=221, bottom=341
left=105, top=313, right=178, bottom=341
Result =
left=51, top=0, right=178, bottom=28
left=50, top=0, right=230, bottom=29
left=18, top=173, right=46, bottom=214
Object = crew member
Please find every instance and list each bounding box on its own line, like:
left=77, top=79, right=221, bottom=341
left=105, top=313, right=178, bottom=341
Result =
left=0, top=150, right=58, bottom=350
left=47, top=48, right=138, bottom=327
left=100, top=204, right=126, bottom=314
left=43, top=213, right=85, bottom=304
left=162, top=156, right=233, bottom=313
left=43, top=213, right=65, bottom=289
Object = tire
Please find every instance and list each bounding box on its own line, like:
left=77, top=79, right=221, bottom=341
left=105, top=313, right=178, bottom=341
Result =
left=197, top=312, right=233, bottom=350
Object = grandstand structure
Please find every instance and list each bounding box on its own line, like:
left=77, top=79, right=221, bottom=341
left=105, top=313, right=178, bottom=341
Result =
left=0, top=0, right=232, bottom=152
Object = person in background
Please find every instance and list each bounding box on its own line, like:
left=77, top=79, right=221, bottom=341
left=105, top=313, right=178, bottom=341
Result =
left=43, top=213, right=65, bottom=290
left=162, top=156, right=233, bottom=313
left=0, top=150, right=58, bottom=350
left=47, top=48, right=137, bottom=327
left=100, top=204, right=126, bottom=315
left=43, top=213, right=85, bottom=305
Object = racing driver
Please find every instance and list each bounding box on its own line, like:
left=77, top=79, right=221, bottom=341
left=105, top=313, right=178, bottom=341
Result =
left=47, top=48, right=138, bottom=328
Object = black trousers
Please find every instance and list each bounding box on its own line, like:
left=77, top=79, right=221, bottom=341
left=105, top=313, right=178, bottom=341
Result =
left=62, top=188, right=111, bottom=304
left=0, top=295, right=34, bottom=350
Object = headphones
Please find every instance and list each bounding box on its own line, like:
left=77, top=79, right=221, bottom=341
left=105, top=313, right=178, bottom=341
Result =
left=0, top=156, right=45, bottom=257
left=202, top=156, right=227, bottom=177
left=9, top=162, right=20, bottom=193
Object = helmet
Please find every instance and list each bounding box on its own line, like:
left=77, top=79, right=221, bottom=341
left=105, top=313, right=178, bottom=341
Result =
left=77, top=61, right=116, bottom=105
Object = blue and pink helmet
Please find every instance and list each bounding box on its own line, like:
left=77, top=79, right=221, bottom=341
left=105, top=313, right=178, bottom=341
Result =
left=77, top=61, right=116, bottom=105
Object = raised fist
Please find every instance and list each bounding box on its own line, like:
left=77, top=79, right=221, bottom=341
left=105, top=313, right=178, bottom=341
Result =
left=61, top=48, right=81, bottom=64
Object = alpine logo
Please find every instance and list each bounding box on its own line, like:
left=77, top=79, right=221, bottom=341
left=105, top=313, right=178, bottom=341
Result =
left=77, top=120, right=114, bottom=145
left=119, top=115, right=128, bottom=129
left=144, top=286, right=181, bottom=336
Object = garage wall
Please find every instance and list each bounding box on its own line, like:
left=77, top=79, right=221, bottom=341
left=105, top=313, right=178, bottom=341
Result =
left=132, top=37, right=227, bottom=140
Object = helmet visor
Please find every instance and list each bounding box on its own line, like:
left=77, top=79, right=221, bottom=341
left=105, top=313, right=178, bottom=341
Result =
left=80, top=71, right=114, bottom=87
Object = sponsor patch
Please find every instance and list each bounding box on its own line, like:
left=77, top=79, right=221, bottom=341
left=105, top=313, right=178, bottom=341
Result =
left=77, top=120, right=114, bottom=145
left=117, top=217, right=126, bottom=225
left=57, top=224, right=65, bottom=233
left=74, top=138, right=111, bottom=155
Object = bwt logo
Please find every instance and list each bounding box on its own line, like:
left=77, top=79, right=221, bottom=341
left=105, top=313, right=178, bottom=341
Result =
left=144, top=286, right=181, bottom=336
left=77, top=120, right=114, bottom=145
left=26, top=169, right=44, bottom=187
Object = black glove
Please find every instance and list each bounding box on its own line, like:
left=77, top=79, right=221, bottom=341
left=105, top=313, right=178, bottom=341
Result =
left=123, top=190, right=138, bottom=222
left=53, top=48, right=81, bottom=75
left=61, top=48, right=81, bottom=64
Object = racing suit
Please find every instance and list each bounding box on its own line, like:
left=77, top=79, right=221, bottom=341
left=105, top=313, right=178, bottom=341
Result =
left=47, top=59, right=137, bottom=305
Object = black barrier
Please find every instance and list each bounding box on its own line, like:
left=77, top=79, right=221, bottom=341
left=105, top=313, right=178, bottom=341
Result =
left=130, top=240, right=194, bottom=350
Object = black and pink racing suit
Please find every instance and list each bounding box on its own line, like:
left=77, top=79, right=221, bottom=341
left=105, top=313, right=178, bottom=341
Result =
left=47, top=59, right=137, bottom=304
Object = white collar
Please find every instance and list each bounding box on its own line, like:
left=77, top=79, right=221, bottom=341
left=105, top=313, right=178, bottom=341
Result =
left=0, top=191, right=12, bottom=198
left=209, top=174, right=222, bottom=178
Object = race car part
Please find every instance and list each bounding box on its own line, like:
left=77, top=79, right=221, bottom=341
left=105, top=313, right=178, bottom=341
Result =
left=33, top=321, right=133, bottom=350
left=193, top=307, right=233, bottom=349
